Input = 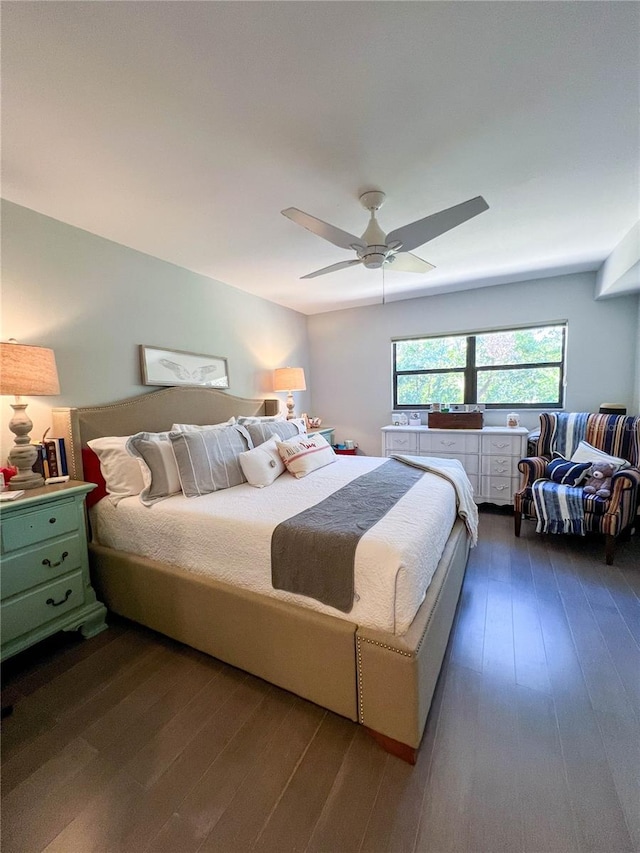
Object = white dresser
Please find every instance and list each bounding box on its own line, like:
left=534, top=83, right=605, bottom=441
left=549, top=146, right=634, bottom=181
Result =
left=381, top=425, right=529, bottom=506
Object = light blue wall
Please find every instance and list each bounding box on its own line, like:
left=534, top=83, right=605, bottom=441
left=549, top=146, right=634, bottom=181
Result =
left=1, top=200, right=310, bottom=455
left=307, top=273, right=640, bottom=455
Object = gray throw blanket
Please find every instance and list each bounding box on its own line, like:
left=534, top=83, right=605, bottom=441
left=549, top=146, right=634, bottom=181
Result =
left=271, top=458, right=424, bottom=612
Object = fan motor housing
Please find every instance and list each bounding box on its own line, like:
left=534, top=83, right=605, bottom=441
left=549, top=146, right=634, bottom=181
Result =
left=361, top=246, right=388, bottom=269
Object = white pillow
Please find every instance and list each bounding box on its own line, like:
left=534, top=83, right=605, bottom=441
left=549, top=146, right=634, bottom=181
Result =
left=276, top=433, right=336, bottom=479
left=126, top=432, right=182, bottom=506
left=171, top=417, right=235, bottom=431
left=570, top=440, right=631, bottom=471
left=238, top=436, right=285, bottom=487
left=87, top=436, right=145, bottom=505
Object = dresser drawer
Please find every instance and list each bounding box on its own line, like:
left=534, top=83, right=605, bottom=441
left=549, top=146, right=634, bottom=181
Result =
left=1, top=533, right=84, bottom=600
left=1, top=571, right=85, bottom=644
left=481, top=455, right=516, bottom=477
left=481, top=434, right=523, bottom=456
left=420, top=432, right=480, bottom=454
left=1, top=499, right=78, bottom=553
left=481, top=476, right=516, bottom=502
left=385, top=432, right=419, bottom=453
left=420, top=451, right=479, bottom=475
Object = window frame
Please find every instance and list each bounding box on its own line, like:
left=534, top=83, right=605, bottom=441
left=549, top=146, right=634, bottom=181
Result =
left=392, top=323, right=566, bottom=410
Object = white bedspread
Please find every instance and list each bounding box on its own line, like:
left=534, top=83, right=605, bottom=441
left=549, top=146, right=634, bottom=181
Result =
left=90, top=456, right=457, bottom=635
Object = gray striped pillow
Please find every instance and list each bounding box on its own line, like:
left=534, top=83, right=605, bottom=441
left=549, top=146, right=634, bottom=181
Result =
left=126, top=431, right=181, bottom=506
left=245, top=419, right=304, bottom=447
left=169, top=424, right=251, bottom=496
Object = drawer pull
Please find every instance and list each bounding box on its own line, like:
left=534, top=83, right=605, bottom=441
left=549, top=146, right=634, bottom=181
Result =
left=492, top=442, right=509, bottom=449
left=42, top=551, right=69, bottom=569
left=46, top=589, right=72, bottom=607
left=49, top=517, right=57, bottom=524
left=493, top=484, right=509, bottom=491
left=495, top=467, right=508, bottom=474
left=440, top=440, right=455, bottom=446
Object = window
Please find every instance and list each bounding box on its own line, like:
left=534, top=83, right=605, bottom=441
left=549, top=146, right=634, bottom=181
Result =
left=393, top=324, right=566, bottom=409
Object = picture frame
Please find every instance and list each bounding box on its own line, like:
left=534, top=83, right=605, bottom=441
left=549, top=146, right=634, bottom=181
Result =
left=139, top=345, right=229, bottom=389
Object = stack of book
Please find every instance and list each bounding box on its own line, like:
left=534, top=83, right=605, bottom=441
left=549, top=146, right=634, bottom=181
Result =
left=32, top=438, right=68, bottom=479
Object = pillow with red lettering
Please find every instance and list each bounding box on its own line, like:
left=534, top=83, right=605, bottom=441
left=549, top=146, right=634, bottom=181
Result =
left=276, top=433, right=336, bottom=479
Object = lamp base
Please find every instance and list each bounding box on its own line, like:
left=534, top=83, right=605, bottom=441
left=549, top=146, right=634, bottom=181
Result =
left=7, top=400, right=44, bottom=490
left=285, top=392, right=296, bottom=420
left=9, top=468, right=44, bottom=491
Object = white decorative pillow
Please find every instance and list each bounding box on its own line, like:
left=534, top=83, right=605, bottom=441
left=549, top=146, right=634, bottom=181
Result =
left=87, top=436, right=145, bottom=505
left=171, top=417, right=235, bottom=431
left=126, top=432, right=182, bottom=506
left=276, top=433, right=336, bottom=479
left=570, top=440, right=631, bottom=471
left=238, top=437, right=285, bottom=488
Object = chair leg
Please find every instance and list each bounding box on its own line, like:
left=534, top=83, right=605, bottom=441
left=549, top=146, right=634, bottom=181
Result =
left=514, top=511, right=522, bottom=537
left=605, top=535, right=616, bottom=566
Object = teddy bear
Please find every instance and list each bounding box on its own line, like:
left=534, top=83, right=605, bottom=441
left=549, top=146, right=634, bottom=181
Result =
left=582, top=462, right=615, bottom=499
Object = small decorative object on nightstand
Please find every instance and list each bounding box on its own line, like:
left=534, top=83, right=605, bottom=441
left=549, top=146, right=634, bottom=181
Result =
left=0, top=481, right=108, bottom=661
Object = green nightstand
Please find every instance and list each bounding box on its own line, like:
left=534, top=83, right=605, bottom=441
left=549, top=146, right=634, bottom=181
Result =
left=1, top=481, right=107, bottom=661
left=308, top=427, right=335, bottom=444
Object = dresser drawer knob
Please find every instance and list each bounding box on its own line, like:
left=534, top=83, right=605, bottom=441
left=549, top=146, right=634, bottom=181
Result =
left=49, top=518, right=57, bottom=524
left=46, top=589, right=72, bottom=607
left=42, top=551, right=69, bottom=569
left=494, top=484, right=509, bottom=491
left=440, top=440, right=455, bottom=446
left=493, top=442, right=509, bottom=448
left=495, top=467, right=507, bottom=474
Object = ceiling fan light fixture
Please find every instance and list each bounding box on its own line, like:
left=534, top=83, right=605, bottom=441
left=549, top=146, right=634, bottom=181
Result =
left=362, top=247, right=387, bottom=269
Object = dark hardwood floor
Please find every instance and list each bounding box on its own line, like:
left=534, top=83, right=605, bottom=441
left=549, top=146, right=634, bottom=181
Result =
left=2, top=510, right=639, bottom=852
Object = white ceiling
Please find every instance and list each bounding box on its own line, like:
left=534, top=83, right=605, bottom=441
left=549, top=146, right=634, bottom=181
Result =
left=2, top=2, right=638, bottom=315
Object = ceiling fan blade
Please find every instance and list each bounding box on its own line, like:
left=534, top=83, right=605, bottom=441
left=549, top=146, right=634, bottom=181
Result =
left=282, top=208, right=366, bottom=251
left=386, top=196, right=489, bottom=253
left=388, top=252, right=436, bottom=274
left=300, top=259, right=363, bottom=280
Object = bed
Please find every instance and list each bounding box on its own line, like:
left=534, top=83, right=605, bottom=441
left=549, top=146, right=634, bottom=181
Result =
left=53, top=387, right=471, bottom=763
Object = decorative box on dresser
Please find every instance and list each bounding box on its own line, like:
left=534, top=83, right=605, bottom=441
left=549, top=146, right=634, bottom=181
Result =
left=381, top=425, right=529, bottom=506
left=0, top=481, right=108, bottom=661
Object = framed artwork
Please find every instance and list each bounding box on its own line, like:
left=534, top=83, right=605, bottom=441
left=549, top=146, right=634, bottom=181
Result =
left=140, top=345, right=229, bottom=388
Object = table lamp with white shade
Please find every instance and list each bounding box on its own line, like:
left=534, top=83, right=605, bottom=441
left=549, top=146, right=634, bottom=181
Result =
left=0, top=340, right=60, bottom=490
left=273, top=367, right=306, bottom=420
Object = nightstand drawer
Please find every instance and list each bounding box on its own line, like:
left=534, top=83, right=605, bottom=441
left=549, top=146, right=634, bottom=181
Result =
left=1, top=571, right=85, bottom=644
left=1, top=499, right=78, bottom=553
left=386, top=432, right=419, bottom=452
left=1, top=533, right=84, bottom=600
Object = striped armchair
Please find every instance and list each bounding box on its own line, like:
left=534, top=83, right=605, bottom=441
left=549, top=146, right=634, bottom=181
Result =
left=514, top=413, right=640, bottom=564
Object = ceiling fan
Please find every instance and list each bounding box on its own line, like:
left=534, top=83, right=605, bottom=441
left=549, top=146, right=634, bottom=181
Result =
left=282, top=191, right=489, bottom=280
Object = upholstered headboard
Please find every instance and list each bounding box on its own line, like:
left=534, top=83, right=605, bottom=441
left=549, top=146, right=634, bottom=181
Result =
left=52, top=387, right=277, bottom=479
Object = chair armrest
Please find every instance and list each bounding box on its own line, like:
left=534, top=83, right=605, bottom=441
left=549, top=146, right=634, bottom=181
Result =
left=516, top=456, right=549, bottom=491
left=609, top=467, right=640, bottom=503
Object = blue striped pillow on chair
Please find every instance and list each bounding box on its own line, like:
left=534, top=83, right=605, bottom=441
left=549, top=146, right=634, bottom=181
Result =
left=546, top=454, right=591, bottom=486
